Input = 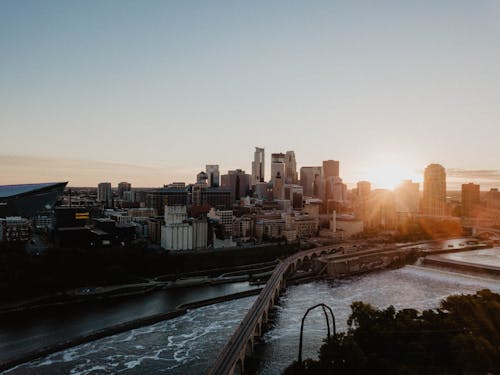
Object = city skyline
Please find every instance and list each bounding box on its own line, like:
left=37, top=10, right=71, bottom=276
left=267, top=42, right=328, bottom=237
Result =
left=1, top=1, right=499, bottom=189
left=1, top=152, right=499, bottom=191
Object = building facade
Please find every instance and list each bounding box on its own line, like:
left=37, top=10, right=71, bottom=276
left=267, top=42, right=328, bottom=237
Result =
left=300, top=166, right=322, bottom=197
left=251, top=147, right=265, bottom=185
left=97, top=182, right=113, bottom=208
left=461, top=183, right=480, bottom=217
left=423, top=164, right=447, bottom=216
left=221, top=169, right=251, bottom=203
left=117, top=182, right=131, bottom=199
left=206, top=165, right=220, bottom=187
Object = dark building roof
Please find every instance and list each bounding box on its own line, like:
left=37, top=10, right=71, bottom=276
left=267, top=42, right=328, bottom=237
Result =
left=0, top=182, right=66, bottom=198
left=0, top=182, right=67, bottom=218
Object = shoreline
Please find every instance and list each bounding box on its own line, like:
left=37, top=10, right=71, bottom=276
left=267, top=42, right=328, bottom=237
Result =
left=0, top=260, right=278, bottom=317
left=0, top=288, right=262, bottom=373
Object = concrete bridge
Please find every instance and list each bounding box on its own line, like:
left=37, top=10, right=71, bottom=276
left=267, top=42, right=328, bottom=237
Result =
left=472, top=226, right=500, bottom=238
left=207, top=244, right=340, bottom=375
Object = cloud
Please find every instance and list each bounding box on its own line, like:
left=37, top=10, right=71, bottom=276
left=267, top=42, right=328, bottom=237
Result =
left=446, top=169, right=500, bottom=181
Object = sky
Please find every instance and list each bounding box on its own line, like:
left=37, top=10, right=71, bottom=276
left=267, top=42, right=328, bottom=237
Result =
left=1, top=1, right=499, bottom=190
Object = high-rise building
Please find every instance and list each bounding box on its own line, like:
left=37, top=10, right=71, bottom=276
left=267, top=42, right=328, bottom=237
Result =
left=251, top=147, right=265, bottom=184
left=284, top=151, right=298, bottom=184
left=325, top=177, right=346, bottom=202
left=273, top=171, right=284, bottom=200
left=206, top=165, right=220, bottom=187
left=221, top=169, right=251, bottom=203
left=423, top=164, right=446, bottom=216
left=300, top=166, right=322, bottom=197
left=202, top=188, right=232, bottom=210
left=323, top=160, right=340, bottom=179
left=357, top=181, right=371, bottom=198
left=284, top=184, right=304, bottom=209
left=394, top=180, right=419, bottom=213
left=117, top=182, right=131, bottom=199
left=97, top=182, right=112, bottom=208
left=146, top=188, right=188, bottom=216
left=196, top=171, right=209, bottom=184
left=461, top=183, right=480, bottom=217
left=271, top=153, right=286, bottom=189
left=486, top=188, right=500, bottom=210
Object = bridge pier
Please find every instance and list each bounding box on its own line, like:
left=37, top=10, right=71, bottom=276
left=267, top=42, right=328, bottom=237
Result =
left=208, top=245, right=339, bottom=375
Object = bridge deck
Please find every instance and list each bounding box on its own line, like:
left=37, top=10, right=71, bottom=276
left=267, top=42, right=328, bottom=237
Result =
left=208, top=244, right=339, bottom=375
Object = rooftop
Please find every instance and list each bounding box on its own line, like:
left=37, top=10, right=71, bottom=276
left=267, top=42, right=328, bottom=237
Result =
left=0, top=182, right=68, bottom=198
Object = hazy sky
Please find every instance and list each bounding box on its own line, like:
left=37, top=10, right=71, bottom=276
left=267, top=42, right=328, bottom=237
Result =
left=1, top=1, right=499, bottom=189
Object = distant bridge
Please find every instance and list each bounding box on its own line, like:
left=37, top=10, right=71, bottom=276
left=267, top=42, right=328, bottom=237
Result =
left=207, top=244, right=340, bottom=375
left=471, top=226, right=500, bottom=238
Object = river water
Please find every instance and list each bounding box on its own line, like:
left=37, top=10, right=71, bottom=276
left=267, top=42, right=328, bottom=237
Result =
left=5, top=248, right=499, bottom=375
left=0, top=282, right=255, bottom=367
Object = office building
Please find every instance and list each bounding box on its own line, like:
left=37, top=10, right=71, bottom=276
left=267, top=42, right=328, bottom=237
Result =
left=271, top=153, right=286, bottom=188
left=206, top=165, right=220, bottom=187
left=284, top=151, right=298, bottom=184
left=202, top=188, right=232, bottom=210
left=356, top=181, right=371, bottom=198
left=325, top=176, right=347, bottom=202
left=208, top=208, right=233, bottom=238
left=300, top=167, right=322, bottom=197
left=251, top=147, right=265, bottom=184
left=461, top=183, right=480, bottom=217
left=97, top=182, right=113, bottom=208
left=221, top=169, right=251, bottom=202
left=117, top=182, right=131, bottom=199
left=486, top=188, right=500, bottom=210
left=192, top=180, right=207, bottom=206
left=146, top=188, right=188, bottom=216
left=323, top=160, right=340, bottom=178
left=284, top=184, right=304, bottom=209
left=273, top=171, right=284, bottom=200
left=423, top=164, right=447, bottom=216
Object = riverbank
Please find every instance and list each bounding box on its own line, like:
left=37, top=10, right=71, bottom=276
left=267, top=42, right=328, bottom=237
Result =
left=0, top=255, right=283, bottom=316
left=0, top=242, right=301, bottom=305
left=0, top=288, right=262, bottom=373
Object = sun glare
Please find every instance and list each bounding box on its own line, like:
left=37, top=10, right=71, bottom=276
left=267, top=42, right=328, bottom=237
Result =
left=361, top=161, right=421, bottom=190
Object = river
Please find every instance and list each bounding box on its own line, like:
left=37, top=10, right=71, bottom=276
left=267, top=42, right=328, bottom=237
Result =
left=4, top=247, right=499, bottom=375
left=0, top=281, right=255, bottom=368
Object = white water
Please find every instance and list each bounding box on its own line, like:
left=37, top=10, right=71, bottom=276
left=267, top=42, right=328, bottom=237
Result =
left=4, top=262, right=499, bottom=375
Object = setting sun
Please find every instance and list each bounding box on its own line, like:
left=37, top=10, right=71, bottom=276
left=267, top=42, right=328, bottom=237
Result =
left=359, top=160, right=422, bottom=190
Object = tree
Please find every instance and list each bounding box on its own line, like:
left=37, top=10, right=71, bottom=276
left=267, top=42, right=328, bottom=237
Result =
left=284, top=290, right=500, bottom=374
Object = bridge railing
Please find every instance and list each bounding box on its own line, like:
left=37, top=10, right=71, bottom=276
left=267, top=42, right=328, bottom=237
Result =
left=208, top=244, right=338, bottom=375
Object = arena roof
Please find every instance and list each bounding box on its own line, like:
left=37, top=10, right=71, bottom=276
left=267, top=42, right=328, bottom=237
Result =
left=0, top=182, right=67, bottom=198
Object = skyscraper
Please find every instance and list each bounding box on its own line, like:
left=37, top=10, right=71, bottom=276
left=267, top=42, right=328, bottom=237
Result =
left=271, top=153, right=286, bottom=188
left=117, top=182, right=131, bottom=199
left=251, top=147, right=265, bottom=185
left=423, top=164, right=446, bottom=216
left=221, top=169, right=251, bottom=203
left=461, top=183, right=480, bottom=217
left=322, top=160, right=339, bottom=178
left=273, top=171, right=283, bottom=200
left=284, top=151, right=298, bottom=184
left=300, top=166, right=322, bottom=197
left=97, top=182, right=113, bottom=208
left=206, top=165, right=220, bottom=187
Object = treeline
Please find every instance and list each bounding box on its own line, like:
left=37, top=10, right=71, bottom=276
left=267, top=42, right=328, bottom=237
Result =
left=285, top=289, right=499, bottom=374
left=0, top=243, right=300, bottom=303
